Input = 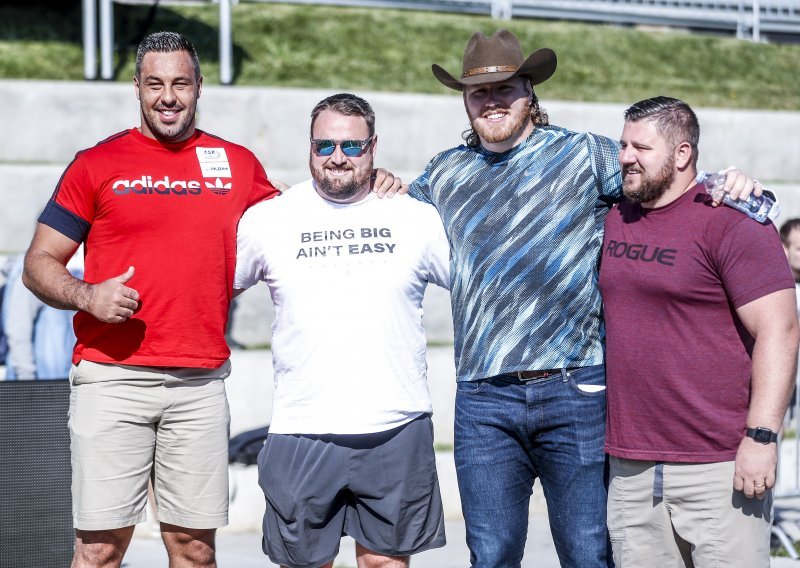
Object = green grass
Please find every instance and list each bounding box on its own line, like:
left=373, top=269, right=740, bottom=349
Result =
left=2, top=2, right=799, bottom=109
left=772, top=542, right=799, bottom=557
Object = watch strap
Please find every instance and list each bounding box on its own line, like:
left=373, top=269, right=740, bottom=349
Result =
left=745, top=427, right=778, bottom=444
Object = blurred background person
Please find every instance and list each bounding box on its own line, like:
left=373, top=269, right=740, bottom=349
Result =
left=780, top=218, right=800, bottom=421
left=2, top=248, right=83, bottom=380
left=780, top=218, right=800, bottom=314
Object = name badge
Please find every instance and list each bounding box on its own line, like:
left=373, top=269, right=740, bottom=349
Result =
left=196, top=147, right=232, bottom=178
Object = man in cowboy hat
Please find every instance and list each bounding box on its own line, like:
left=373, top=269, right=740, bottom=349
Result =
left=396, top=29, right=759, bottom=568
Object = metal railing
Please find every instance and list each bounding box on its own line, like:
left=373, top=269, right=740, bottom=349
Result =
left=83, top=0, right=234, bottom=84
left=512, top=0, right=800, bottom=41
left=249, top=0, right=800, bottom=40
left=81, top=0, right=800, bottom=84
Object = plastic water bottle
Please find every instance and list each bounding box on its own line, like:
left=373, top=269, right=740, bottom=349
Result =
left=697, top=170, right=779, bottom=224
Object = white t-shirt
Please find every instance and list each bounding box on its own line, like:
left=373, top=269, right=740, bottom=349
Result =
left=235, top=180, right=450, bottom=434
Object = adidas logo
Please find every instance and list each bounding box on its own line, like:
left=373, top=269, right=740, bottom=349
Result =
left=112, top=176, right=201, bottom=195
left=205, top=178, right=233, bottom=195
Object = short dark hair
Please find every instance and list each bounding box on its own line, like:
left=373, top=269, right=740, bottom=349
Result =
left=135, top=31, right=201, bottom=80
left=623, top=96, right=700, bottom=167
left=780, top=218, right=800, bottom=245
left=310, top=93, right=375, bottom=138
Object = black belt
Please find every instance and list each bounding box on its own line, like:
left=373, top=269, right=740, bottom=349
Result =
left=515, top=368, right=564, bottom=381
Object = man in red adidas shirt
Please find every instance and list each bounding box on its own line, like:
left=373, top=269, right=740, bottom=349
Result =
left=19, top=31, right=308, bottom=568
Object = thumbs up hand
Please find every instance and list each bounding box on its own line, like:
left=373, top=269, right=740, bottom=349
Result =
left=87, top=266, right=140, bottom=323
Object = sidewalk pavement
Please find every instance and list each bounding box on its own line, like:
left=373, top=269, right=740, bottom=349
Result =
left=124, top=456, right=560, bottom=567
left=122, top=516, right=800, bottom=567
left=124, top=520, right=800, bottom=567
left=123, top=489, right=800, bottom=567
left=124, top=514, right=562, bottom=568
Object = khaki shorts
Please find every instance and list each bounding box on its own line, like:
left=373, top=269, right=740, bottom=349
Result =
left=69, top=360, right=231, bottom=531
left=608, top=456, right=772, bottom=568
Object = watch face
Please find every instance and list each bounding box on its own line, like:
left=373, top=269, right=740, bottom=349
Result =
left=749, top=427, right=777, bottom=444
left=754, top=429, right=772, bottom=444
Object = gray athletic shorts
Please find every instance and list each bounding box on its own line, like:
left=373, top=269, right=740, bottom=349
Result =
left=258, top=414, right=446, bottom=568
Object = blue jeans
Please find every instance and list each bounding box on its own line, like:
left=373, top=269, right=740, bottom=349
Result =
left=454, top=365, right=612, bottom=568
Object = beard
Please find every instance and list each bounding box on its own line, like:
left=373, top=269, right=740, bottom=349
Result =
left=470, top=105, right=531, bottom=145
left=140, top=100, right=197, bottom=143
left=623, top=154, right=676, bottom=204
left=310, top=157, right=374, bottom=202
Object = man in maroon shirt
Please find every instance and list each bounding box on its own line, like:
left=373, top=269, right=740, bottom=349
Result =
left=600, top=96, right=798, bottom=567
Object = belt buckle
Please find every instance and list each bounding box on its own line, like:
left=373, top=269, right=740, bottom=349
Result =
left=517, top=369, right=552, bottom=381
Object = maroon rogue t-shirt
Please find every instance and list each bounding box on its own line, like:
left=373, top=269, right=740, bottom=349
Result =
left=599, top=184, right=793, bottom=463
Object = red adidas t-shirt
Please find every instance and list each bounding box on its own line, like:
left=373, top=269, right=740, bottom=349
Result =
left=600, top=184, right=794, bottom=462
left=40, top=128, right=278, bottom=367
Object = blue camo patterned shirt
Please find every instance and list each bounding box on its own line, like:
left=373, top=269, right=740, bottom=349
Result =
left=409, top=125, right=622, bottom=382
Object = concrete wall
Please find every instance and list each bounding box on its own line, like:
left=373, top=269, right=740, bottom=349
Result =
left=4, top=80, right=800, bottom=182
left=3, top=79, right=799, bottom=345
left=4, top=79, right=799, bottom=250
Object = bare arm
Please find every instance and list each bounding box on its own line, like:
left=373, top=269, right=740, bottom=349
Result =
left=23, top=223, right=139, bottom=323
left=733, top=288, right=799, bottom=498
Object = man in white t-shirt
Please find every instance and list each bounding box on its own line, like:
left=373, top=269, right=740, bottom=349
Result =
left=234, top=93, right=449, bottom=568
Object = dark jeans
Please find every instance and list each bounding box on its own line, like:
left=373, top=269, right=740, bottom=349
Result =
left=454, top=365, right=612, bottom=568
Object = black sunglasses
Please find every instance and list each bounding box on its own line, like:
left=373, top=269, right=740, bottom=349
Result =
left=310, top=136, right=374, bottom=157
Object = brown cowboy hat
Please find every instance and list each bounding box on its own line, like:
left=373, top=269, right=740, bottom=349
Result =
left=432, top=29, right=557, bottom=91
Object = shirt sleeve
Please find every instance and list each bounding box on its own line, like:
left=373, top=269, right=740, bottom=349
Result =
left=247, top=156, right=281, bottom=207
left=38, top=154, right=94, bottom=243
left=424, top=206, right=451, bottom=290
left=713, top=216, right=795, bottom=308
left=407, top=168, right=434, bottom=206
left=588, top=134, right=623, bottom=201
left=234, top=207, right=267, bottom=291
